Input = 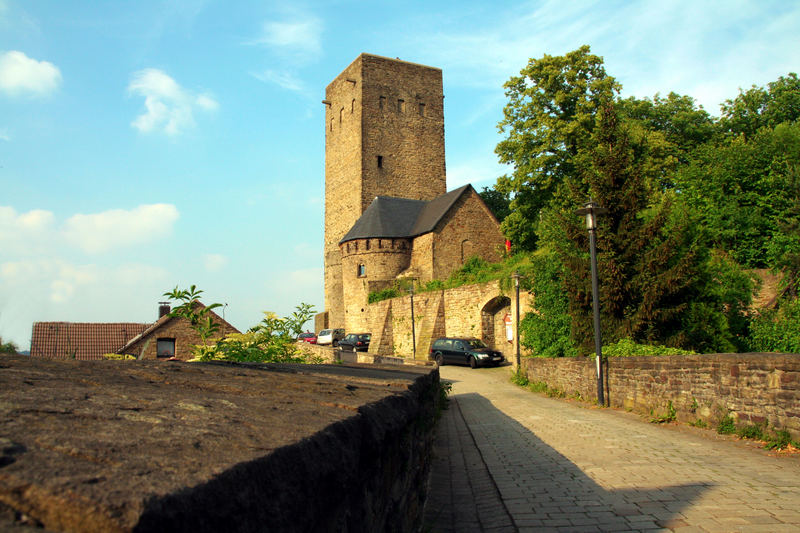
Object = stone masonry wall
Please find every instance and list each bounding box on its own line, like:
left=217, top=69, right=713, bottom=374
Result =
left=341, top=238, right=411, bottom=333
left=0, top=357, right=440, bottom=532
left=366, top=280, right=533, bottom=366
left=360, top=54, right=446, bottom=208
left=324, top=54, right=446, bottom=329
left=522, top=353, right=800, bottom=439
left=431, top=188, right=503, bottom=280
left=121, top=314, right=237, bottom=361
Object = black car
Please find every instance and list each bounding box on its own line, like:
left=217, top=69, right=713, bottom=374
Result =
left=429, top=337, right=504, bottom=368
left=338, top=333, right=371, bottom=353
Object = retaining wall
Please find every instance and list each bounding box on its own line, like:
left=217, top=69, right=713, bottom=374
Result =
left=523, top=352, right=800, bottom=438
left=0, top=356, right=440, bottom=532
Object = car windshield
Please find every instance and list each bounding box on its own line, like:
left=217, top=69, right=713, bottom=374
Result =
left=466, top=339, right=487, bottom=349
left=319, top=330, right=331, bottom=336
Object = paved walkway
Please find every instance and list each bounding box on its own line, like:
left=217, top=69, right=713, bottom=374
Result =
left=422, top=364, right=800, bottom=533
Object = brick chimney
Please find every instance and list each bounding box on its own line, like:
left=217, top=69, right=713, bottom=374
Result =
left=158, top=302, right=171, bottom=319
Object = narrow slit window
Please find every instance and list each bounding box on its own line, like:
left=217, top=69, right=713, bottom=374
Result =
left=339, top=107, right=343, bottom=124
left=377, top=155, right=383, bottom=168
left=351, top=99, right=355, bottom=113
left=397, top=99, right=405, bottom=113
left=419, top=102, right=425, bottom=116
left=379, top=96, right=386, bottom=110
left=357, top=264, right=366, bottom=277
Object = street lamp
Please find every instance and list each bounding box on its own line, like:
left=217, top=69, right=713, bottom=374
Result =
left=576, top=200, right=608, bottom=406
left=408, top=282, right=416, bottom=359
left=511, top=271, right=521, bottom=369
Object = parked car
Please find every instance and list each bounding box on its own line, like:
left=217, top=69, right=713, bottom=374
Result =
left=338, top=333, right=371, bottom=353
left=317, top=328, right=345, bottom=346
left=429, top=337, right=505, bottom=368
left=297, top=332, right=317, bottom=344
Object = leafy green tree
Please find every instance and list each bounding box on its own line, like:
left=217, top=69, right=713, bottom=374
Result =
left=478, top=186, right=512, bottom=223
left=0, top=337, right=19, bottom=355
left=163, top=285, right=223, bottom=347
left=495, top=45, right=620, bottom=250
left=519, top=249, right=576, bottom=357
left=675, top=122, right=800, bottom=268
left=196, top=304, right=317, bottom=363
left=719, top=73, right=800, bottom=140
left=541, top=102, right=751, bottom=353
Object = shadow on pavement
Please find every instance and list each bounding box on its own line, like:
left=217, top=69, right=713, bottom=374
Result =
left=424, top=392, right=711, bottom=532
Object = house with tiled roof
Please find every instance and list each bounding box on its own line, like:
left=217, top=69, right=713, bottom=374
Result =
left=30, top=303, right=239, bottom=361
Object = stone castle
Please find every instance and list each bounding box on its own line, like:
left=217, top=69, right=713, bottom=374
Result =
left=320, top=54, right=504, bottom=334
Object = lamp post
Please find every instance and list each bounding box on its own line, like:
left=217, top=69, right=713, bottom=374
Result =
left=576, top=200, right=608, bottom=406
left=408, top=282, right=416, bottom=359
left=512, top=271, right=521, bottom=369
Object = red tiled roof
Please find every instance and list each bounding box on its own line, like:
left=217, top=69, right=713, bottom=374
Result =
left=30, top=322, right=150, bottom=361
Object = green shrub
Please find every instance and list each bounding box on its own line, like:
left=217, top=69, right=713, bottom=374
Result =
left=736, top=424, right=766, bottom=440
left=717, top=413, right=736, bottom=434
left=603, top=338, right=696, bottom=357
left=650, top=401, right=677, bottom=423
left=750, top=297, right=800, bottom=353
left=764, top=429, right=798, bottom=451
left=519, top=248, right=577, bottom=358
left=368, top=286, right=400, bottom=303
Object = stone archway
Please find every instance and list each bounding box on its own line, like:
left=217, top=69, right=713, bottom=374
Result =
left=480, top=295, right=511, bottom=351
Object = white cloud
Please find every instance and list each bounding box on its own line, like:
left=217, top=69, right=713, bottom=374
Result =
left=250, top=17, right=322, bottom=58
left=0, top=50, right=62, bottom=97
left=203, top=253, right=228, bottom=272
left=0, top=206, right=55, bottom=253
left=252, top=69, right=306, bottom=93
left=62, top=203, right=179, bottom=253
left=128, top=68, right=218, bottom=135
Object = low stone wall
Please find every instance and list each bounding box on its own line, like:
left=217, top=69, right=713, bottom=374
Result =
left=0, top=356, right=440, bottom=532
left=522, top=353, right=800, bottom=438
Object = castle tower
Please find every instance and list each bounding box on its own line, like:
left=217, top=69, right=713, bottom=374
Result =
left=323, top=54, right=446, bottom=328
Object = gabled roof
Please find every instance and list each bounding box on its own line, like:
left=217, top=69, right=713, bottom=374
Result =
left=30, top=322, right=149, bottom=360
left=115, top=302, right=240, bottom=355
left=340, top=184, right=472, bottom=244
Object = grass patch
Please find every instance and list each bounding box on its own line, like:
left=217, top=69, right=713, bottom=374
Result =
left=650, top=401, right=677, bottom=423
left=717, top=413, right=737, bottom=434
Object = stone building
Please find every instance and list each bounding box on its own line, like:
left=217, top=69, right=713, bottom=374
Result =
left=30, top=302, right=238, bottom=361
left=321, top=53, right=504, bottom=333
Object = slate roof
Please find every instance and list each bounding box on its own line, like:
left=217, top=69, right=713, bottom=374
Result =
left=340, top=184, right=472, bottom=244
left=30, top=322, right=150, bottom=361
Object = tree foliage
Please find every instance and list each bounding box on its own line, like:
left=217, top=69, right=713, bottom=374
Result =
left=0, top=337, right=19, bottom=355
left=491, top=47, right=797, bottom=355
left=495, top=45, right=620, bottom=250
left=163, top=285, right=317, bottom=363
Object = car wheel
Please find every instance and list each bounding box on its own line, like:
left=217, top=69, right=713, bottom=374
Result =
left=469, top=356, right=477, bottom=369
left=435, top=353, right=444, bottom=366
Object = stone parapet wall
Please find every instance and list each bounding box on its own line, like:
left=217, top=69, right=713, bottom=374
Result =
left=522, top=353, right=800, bottom=438
left=0, top=357, right=440, bottom=532
left=365, top=280, right=533, bottom=364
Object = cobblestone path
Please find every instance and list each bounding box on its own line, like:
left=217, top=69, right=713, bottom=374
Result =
left=423, top=364, right=800, bottom=533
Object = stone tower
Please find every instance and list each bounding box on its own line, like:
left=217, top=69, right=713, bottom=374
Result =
left=323, top=54, right=447, bottom=328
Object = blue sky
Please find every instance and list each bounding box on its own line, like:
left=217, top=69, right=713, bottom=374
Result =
left=1, top=0, right=798, bottom=349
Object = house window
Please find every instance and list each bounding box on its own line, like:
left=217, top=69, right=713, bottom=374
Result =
left=397, top=99, right=405, bottom=113
left=358, top=264, right=366, bottom=277
left=419, top=102, right=425, bottom=116
left=377, top=155, right=383, bottom=168
left=157, top=338, right=175, bottom=358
